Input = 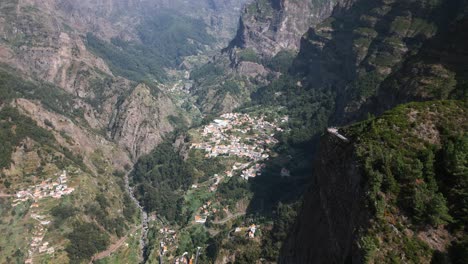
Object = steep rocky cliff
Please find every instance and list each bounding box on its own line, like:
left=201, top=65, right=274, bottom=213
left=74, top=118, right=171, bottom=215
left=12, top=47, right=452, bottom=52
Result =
left=1, top=0, right=467, bottom=262
left=279, top=0, right=468, bottom=262
left=362, top=5, right=468, bottom=118
left=281, top=131, right=367, bottom=263
left=293, top=0, right=467, bottom=124
left=228, top=0, right=340, bottom=58
left=282, top=101, right=468, bottom=263
left=0, top=0, right=115, bottom=93
left=0, top=0, right=227, bottom=159
left=150, top=0, right=249, bottom=46
left=191, top=0, right=344, bottom=115
left=0, top=1, right=244, bottom=262
left=108, top=83, right=189, bottom=160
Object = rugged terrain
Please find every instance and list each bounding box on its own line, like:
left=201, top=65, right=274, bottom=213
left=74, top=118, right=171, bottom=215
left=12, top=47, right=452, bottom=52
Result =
left=0, top=0, right=247, bottom=263
left=191, top=0, right=345, bottom=114
left=228, top=0, right=340, bottom=58
left=0, top=0, right=467, bottom=263
left=282, top=101, right=467, bottom=263
left=0, top=0, right=251, bottom=159
left=279, top=0, right=468, bottom=263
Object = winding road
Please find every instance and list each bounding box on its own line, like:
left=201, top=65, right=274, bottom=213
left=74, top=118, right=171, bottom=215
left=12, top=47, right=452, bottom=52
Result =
left=212, top=212, right=246, bottom=224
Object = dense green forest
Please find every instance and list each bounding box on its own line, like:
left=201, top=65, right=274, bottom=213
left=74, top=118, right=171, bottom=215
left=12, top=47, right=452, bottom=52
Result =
left=346, top=100, right=467, bottom=262
left=236, top=49, right=296, bottom=74
left=131, top=142, right=192, bottom=222
left=131, top=141, right=228, bottom=224
left=86, top=11, right=214, bottom=82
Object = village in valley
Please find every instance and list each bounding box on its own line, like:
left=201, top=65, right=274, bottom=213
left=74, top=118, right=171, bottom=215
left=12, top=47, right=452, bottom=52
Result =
left=188, top=112, right=286, bottom=227
left=151, top=111, right=288, bottom=263
left=190, top=112, right=286, bottom=180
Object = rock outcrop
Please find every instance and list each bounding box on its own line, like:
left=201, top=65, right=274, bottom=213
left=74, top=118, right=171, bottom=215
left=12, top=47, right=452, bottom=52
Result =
left=0, top=0, right=116, bottom=94
left=108, top=84, right=187, bottom=160
left=293, top=0, right=467, bottom=124
left=1, top=0, right=230, bottom=160
left=281, top=100, right=468, bottom=263
left=228, top=0, right=340, bottom=58
left=13, top=98, right=132, bottom=172
left=192, top=0, right=343, bottom=115
left=279, top=1, right=468, bottom=263
left=280, top=133, right=367, bottom=263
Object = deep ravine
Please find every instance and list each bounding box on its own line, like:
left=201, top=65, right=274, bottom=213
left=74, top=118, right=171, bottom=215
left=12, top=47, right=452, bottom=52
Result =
left=124, top=172, right=149, bottom=263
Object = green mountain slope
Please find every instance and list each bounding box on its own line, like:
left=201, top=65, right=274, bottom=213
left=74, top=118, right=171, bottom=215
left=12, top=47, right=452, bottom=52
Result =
left=281, top=100, right=467, bottom=263
left=0, top=68, right=139, bottom=264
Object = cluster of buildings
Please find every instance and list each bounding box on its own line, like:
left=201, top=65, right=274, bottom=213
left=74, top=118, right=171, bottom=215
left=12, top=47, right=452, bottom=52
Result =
left=191, top=113, right=283, bottom=180
left=194, top=201, right=215, bottom=224
left=158, top=226, right=202, bottom=263
left=159, top=227, right=177, bottom=245
left=173, top=253, right=196, bottom=264
left=25, top=214, right=54, bottom=264
left=209, top=174, right=222, bottom=192
left=248, top=224, right=257, bottom=238
left=233, top=224, right=258, bottom=239
left=13, top=170, right=74, bottom=206
left=18, top=171, right=73, bottom=262
left=240, top=163, right=266, bottom=180
left=158, top=226, right=177, bottom=258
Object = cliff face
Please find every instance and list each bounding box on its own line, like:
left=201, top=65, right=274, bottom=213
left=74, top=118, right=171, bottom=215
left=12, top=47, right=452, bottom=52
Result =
left=0, top=0, right=245, bottom=94
left=152, top=0, right=249, bottom=45
left=0, top=0, right=115, bottom=93
left=0, top=0, right=136, bottom=127
left=282, top=101, right=468, bottom=263
left=191, top=0, right=351, bottom=116
left=280, top=1, right=468, bottom=262
left=363, top=6, right=468, bottom=118
left=281, top=133, right=368, bottom=263
left=0, top=0, right=222, bottom=159
left=108, top=84, right=187, bottom=160
left=294, top=0, right=466, bottom=124
left=0, top=1, right=248, bottom=262
left=229, top=0, right=340, bottom=58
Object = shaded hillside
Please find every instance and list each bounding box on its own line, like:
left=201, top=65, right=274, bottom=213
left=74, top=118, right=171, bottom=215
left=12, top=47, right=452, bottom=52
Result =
left=276, top=0, right=468, bottom=263
left=281, top=100, right=467, bottom=263
left=292, top=0, right=467, bottom=124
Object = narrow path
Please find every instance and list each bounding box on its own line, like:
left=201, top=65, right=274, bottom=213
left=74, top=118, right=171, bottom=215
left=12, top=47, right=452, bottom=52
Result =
left=0, top=193, right=13, bottom=197
left=212, top=212, right=245, bottom=224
